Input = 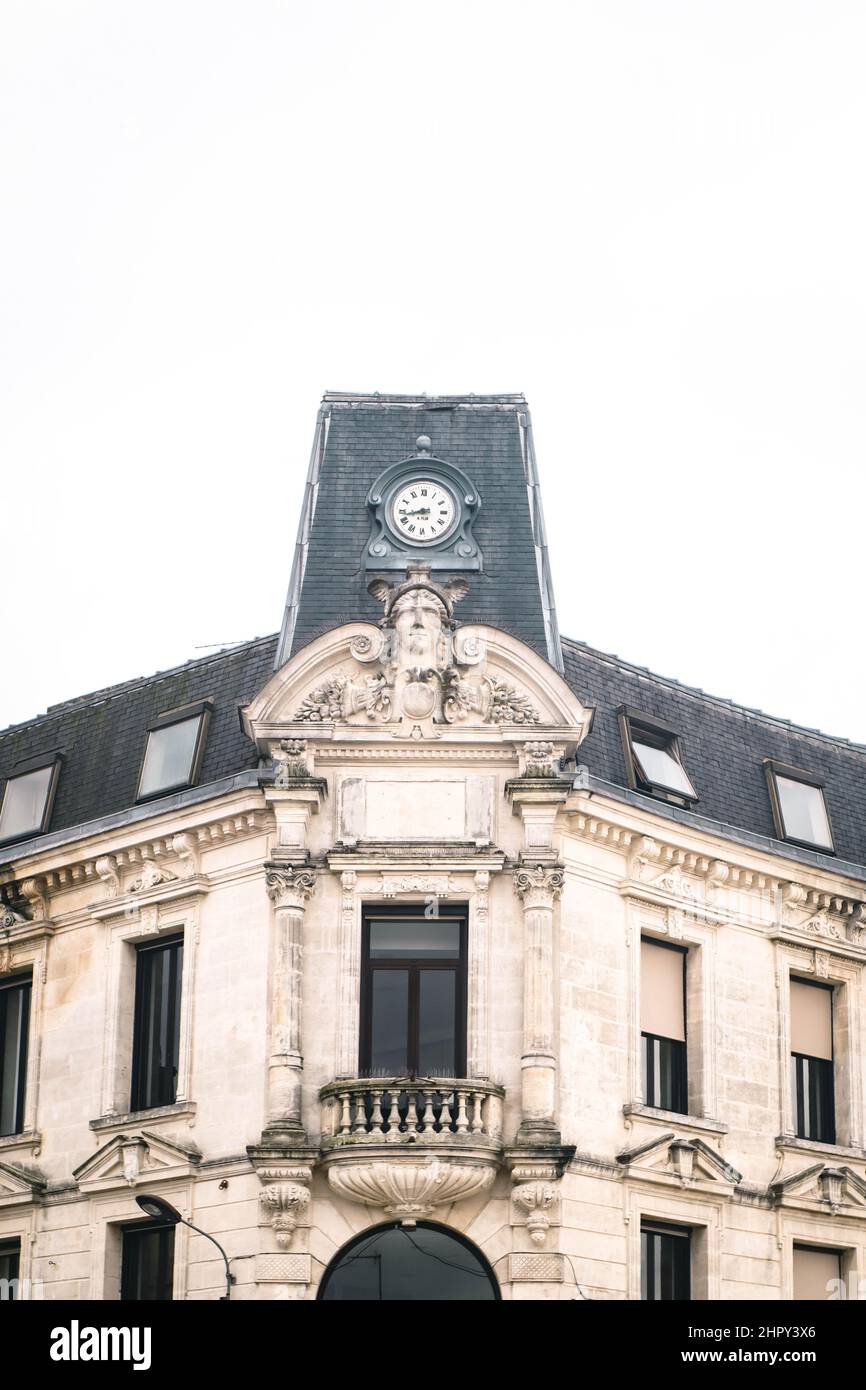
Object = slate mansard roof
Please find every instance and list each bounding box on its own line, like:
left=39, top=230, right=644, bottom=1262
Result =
left=2, top=628, right=866, bottom=874
left=279, top=393, right=558, bottom=666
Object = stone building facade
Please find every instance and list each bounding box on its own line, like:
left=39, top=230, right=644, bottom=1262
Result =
left=1, top=392, right=865, bottom=1301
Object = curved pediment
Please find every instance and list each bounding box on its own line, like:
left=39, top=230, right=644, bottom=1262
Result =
left=244, top=621, right=592, bottom=750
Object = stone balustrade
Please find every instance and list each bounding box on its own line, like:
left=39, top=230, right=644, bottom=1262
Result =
left=320, top=1077, right=504, bottom=1147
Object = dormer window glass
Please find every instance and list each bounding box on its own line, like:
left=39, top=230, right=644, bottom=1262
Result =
left=619, top=708, right=697, bottom=804
left=0, top=753, right=62, bottom=844
left=764, top=761, right=834, bottom=852
left=137, top=701, right=212, bottom=801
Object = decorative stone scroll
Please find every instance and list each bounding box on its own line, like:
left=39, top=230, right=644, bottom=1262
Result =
left=292, top=564, right=541, bottom=732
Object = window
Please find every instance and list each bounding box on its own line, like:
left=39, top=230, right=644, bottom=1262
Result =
left=618, top=708, right=697, bottom=804
left=136, top=701, right=211, bottom=800
left=0, top=1240, right=21, bottom=1301
left=641, top=939, right=687, bottom=1113
left=360, top=909, right=467, bottom=1077
left=0, top=753, right=62, bottom=843
left=131, top=936, right=183, bottom=1112
left=764, top=761, right=834, bottom=852
left=790, top=978, right=835, bottom=1144
left=120, top=1222, right=175, bottom=1301
left=318, top=1221, right=500, bottom=1301
left=641, top=1223, right=690, bottom=1300
left=0, top=973, right=31, bottom=1137
left=793, top=1244, right=843, bottom=1301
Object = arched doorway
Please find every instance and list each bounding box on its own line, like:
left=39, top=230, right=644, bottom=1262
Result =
left=317, top=1221, right=501, bottom=1301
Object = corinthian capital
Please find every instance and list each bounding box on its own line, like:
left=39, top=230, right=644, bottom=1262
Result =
left=513, top=863, right=564, bottom=908
left=265, top=865, right=318, bottom=910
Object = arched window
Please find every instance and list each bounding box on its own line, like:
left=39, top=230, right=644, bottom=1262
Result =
left=317, top=1221, right=500, bottom=1301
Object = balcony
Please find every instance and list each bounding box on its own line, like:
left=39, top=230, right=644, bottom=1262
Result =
left=319, top=1077, right=505, bottom=1221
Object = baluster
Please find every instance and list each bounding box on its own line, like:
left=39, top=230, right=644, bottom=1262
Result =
left=370, top=1089, right=384, bottom=1132
left=421, top=1088, right=436, bottom=1133
left=470, top=1091, right=485, bottom=1133
left=404, top=1091, right=419, bottom=1134
left=455, top=1090, right=470, bottom=1133
left=339, top=1092, right=352, bottom=1136
left=385, top=1089, right=401, bottom=1137
left=353, top=1088, right=368, bottom=1134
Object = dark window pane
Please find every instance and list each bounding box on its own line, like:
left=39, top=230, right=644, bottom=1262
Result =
left=0, top=1241, right=21, bottom=1300
left=131, top=937, right=183, bottom=1111
left=793, top=1054, right=835, bottom=1144
left=418, top=971, right=456, bottom=1075
left=0, top=976, right=31, bottom=1137
left=319, top=1222, right=499, bottom=1301
left=370, top=970, right=409, bottom=1074
left=138, top=718, right=201, bottom=797
left=642, top=1032, right=687, bottom=1113
left=369, top=921, right=460, bottom=959
left=121, top=1224, right=175, bottom=1301
left=641, top=1226, right=690, bottom=1301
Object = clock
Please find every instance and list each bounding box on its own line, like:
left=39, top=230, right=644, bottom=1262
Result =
left=389, top=478, right=458, bottom=545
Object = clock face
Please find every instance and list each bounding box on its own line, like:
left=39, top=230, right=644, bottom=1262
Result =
left=389, top=479, right=458, bottom=545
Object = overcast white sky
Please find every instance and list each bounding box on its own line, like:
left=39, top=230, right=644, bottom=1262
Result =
left=2, top=2, right=864, bottom=741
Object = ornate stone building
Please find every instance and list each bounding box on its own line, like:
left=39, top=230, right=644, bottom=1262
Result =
left=1, top=392, right=865, bottom=1301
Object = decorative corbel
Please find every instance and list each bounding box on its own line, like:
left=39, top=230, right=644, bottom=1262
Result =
left=20, top=877, right=50, bottom=922
left=95, top=856, right=121, bottom=899
left=255, top=1165, right=313, bottom=1249
left=512, top=1180, right=559, bottom=1246
left=170, top=833, right=200, bottom=880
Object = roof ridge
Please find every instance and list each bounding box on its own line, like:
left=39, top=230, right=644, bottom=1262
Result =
left=0, top=634, right=279, bottom=738
left=562, top=635, right=866, bottom=756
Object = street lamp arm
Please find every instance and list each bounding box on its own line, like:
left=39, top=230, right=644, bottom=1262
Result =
left=179, top=1218, right=236, bottom=1300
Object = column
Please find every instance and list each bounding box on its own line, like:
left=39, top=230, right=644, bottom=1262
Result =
left=513, top=864, right=564, bottom=1143
left=264, top=864, right=317, bottom=1139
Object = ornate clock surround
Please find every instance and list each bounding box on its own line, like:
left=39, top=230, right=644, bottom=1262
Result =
left=364, top=435, right=482, bottom=572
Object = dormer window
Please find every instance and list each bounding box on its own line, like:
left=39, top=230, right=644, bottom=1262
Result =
left=618, top=708, right=697, bottom=805
left=136, top=701, right=212, bottom=801
left=0, top=752, right=63, bottom=844
left=764, top=760, right=834, bottom=852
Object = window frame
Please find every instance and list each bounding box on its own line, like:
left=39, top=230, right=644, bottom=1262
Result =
left=0, top=751, right=63, bottom=846
left=763, top=759, right=835, bottom=854
left=790, top=976, right=836, bottom=1145
left=135, top=700, right=212, bottom=803
left=120, top=1219, right=175, bottom=1302
left=618, top=706, right=698, bottom=806
left=640, top=937, right=688, bottom=1115
left=0, top=1238, right=21, bottom=1300
left=792, top=1242, right=844, bottom=1301
left=0, top=972, right=32, bottom=1138
left=640, top=1220, right=691, bottom=1301
left=130, top=934, right=184, bottom=1113
left=359, top=904, right=468, bottom=1078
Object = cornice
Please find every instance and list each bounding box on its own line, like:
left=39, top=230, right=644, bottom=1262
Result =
left=0, top=796, right=271, bottom=924
left=563, top=795, right=866, bottom=955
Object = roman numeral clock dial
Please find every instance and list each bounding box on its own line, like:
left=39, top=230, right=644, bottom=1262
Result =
left=390, top=479, right=458, bottom=545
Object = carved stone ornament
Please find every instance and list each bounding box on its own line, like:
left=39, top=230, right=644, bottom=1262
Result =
left=0, top=901, right=28, bottom=930
left=512, top=1181, right=558, bottom=1246
left=265, top=866, right=318, bottom=910
left=513, top=864, right=565, bottom=908
left=128, top=859, right=177, bottom=893
left=259, top=1182, right=311, bottom=1249
left=326, top=1157, right=495, bottom=1221
left=292, top=563, right=541, bottom=732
